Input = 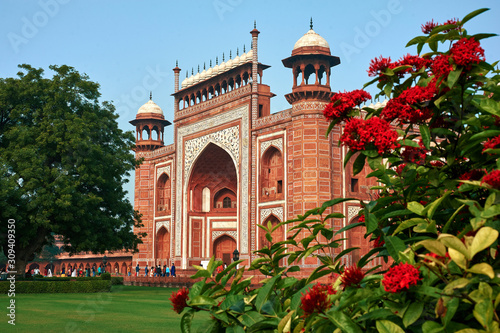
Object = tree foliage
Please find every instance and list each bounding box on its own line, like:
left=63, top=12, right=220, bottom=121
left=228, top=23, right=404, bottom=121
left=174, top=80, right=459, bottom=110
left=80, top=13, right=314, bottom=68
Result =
left=0, top=64, right=144, bottom=275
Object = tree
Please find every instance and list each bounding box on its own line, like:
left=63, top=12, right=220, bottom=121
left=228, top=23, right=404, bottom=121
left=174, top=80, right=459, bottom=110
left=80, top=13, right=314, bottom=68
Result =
left=0, top=64, right=144, bottom=277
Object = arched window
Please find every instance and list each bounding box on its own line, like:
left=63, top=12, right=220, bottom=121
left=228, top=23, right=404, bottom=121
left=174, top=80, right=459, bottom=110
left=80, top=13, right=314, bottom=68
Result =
left=222, top=197, right=231, bottom=208
left=202, top=187, right=210, bottom=212
left=156, top=173, right=171, bottom=215
left=260, top=146, right=284, bottom=201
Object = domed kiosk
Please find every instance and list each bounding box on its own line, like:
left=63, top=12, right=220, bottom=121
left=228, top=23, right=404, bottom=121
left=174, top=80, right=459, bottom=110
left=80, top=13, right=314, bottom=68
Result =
left=129, top=93, right=171, bottom=151
left=282, top=19, right=340, bottom=104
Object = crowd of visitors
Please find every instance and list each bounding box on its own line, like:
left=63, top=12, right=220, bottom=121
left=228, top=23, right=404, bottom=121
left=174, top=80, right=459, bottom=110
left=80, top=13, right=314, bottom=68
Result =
left=135, top=263, right=176, bottom=277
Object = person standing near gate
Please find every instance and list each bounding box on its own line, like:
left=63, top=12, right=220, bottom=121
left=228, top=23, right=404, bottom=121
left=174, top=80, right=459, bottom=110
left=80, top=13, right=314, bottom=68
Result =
left=171, top=263, right=176, bottom=277
left=135, top=263, right=140, bottom=277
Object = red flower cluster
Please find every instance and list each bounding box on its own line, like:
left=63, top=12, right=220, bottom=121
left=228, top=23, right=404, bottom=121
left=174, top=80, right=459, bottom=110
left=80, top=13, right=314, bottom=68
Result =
left=397, top=54, right=430, bottom=74
left=483, top=135, right=500, bottom=153
left=300, top=283, right=334, bottom=316
left=341, top=266, right=365, bottom=288
left=382, top=263, right=421, bottom=293
left=401, top=141, right=428, bottom=165
left=368, top=56, right=395, bottom=77
left=459, top=169, right=485, bottom=181
left=395, top=163, right=407, bottom=175
left=368, top=54, right=429, bottom=78
left=481, top=170, right=500, bottom=189
left=422, top=18, right=461, bottom=34
left=421, top=19, right=438, bottom=34
left=450, top=37, right=485, bottom=69
left=341, top=117, right=400, bottom=154
left=431, top=54, right=453, bottom=79
left=323, top=90, right=372, bottom=120
left=358, top=215, right=365, bottom=223
left=169, top=286, right=189, bottom=314
left=381, top=85, right=436, bottom=124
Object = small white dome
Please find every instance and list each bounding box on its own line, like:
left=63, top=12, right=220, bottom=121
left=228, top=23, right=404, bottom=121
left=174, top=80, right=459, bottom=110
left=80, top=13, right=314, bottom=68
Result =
left=219, top=61, right=226, bottom=72
left=187, top=75, right=195, bottom=86
left=246, top=49, right=253, bottom=60
left=138, top=99, right=163, bottom=115
left=212, top=64, right=219, bottom=77
left=200, top=69, right=207, bottom=81
left=193, top=72, right=201, bottom=83
left=240, top=52, right=248, bottom=63
left=226, top=58, right=233, bottom=69
left=181, top=77, right=188, bottom=89
left=233, top=55, right=240, bottom=67
left=293, top=29, right=330, bottom=50
left=206, top=67, right=213, bottom=77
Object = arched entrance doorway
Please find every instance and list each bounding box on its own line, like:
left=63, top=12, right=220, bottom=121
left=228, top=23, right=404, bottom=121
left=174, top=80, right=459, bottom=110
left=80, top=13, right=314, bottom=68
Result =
left=213, top=235, right=236, bottom=266
left=156, top=227, right=170, bottom=261
left=187, top=143, right=238, bottom=263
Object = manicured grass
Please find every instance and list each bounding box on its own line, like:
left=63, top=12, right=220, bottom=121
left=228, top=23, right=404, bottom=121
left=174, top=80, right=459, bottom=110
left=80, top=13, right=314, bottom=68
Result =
left=0, top=285, right=210, bottom=332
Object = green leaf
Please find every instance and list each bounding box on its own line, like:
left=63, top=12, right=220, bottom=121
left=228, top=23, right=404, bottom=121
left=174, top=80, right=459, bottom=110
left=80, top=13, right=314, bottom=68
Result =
left=481, top=204, right=500, bottom=219
left=376, top=320, right=405, bottom=333
left=406, top=36, right=428, bottom=47
left=326, top=118, right=338, bottom=137
left=255, top=274, right=279, bottom=311
left=422, top=321, right=443, bottom=333
left=278, top=310, right=295, bottom=333
left=384, top=82, right=393, bottom=97
left=420, top=124, right=431, bottom=150
left=468, top=263, right=495, bottom=279
left=424, top=192, right=451, bottom=219
left=326, top=311, right=363, bottom=333
left=181, top=309, right=195, bottom=333
left=415, top=239, right=447, bottom=257
left=469, top=129, right=500, bottom=141
left=188, top=295, right=217, bottom=307
left=438, top=234, right=469, bottom=258
left=403, top=302, right=424, bottom=328
left=238, top=311, right=266, bottom=328
left=352, top=153, right=366, bottom=176
left=469, top=227, right=499, bottom=259
left=447, top=67, right=463, bottom=89
left=461, top=8, right=489, bottom=25
left=385, top=236, right=406, bottom=260
left=392, top=218, right=427, bottom=235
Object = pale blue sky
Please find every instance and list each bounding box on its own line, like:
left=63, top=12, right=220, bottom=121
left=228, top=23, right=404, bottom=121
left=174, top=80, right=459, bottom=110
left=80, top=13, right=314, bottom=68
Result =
left=1, top=0, right=499, bottom=201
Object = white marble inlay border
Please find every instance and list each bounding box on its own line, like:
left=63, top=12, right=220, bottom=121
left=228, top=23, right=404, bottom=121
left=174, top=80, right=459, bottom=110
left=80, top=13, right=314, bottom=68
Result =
left=260, top=138, right=283, bottom=157
left=260, top=207, right=284, bottom=224
left=156, top=165, right=171, bottom=180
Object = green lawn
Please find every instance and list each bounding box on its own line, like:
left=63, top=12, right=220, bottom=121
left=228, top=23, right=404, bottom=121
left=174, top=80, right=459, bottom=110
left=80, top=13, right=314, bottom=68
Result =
left=0, top=285, right=210, bottom=332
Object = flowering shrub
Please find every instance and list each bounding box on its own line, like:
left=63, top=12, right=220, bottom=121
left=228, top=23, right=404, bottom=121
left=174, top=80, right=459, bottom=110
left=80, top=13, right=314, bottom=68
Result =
left=172, top=9, right=499, bottom=332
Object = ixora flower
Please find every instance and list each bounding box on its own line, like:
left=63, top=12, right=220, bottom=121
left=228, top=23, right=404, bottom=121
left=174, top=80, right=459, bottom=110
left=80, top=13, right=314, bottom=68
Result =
left=323, top=89, right=371, bottom=120
left=341, top=266, right=365, bottom=288
left=367, top=56, right=395, bottom=77
left=450, top=37, right=485, bottom=69
left=483, top=135, right=500, bottom=153
left=300, top=283, right=333, bottom=316
left=341, top=116, right=400, bottom=154
left=382, top=263, right=421, bottom=293
left=481, top=170, right=500, bottom=189
left=169, top=286, right=189, bottom=314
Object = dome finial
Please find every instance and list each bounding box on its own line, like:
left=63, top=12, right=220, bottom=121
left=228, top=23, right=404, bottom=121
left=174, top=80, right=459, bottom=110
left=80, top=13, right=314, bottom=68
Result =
left=176, top=59, right=178, bottom=67
left=198, top=65, right=200, bottom=73
left=243, top=44, right=246, bottom=53
left=236, top=47, right=239, bottom=56
left=186, top=71, right=188, bottom=78
left=230, top=50, right=232, bottom=59
left=210, top=59, right=212, bottom=67
left=310, top=17, right=313, bottom=30
left=216, top=56, right=218, bottom=65
left=150, top=91, right=152, bottom=100
left=191, top=68, right=194, bottom=75
left=203, top=62, right=206, bottom=70
left=254, top=20, right=256, bottom=29
left=223, top=52, right=225, bottom=62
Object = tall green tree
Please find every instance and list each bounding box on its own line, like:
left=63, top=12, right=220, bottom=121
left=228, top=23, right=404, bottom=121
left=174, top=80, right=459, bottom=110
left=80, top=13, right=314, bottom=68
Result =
left=0, top=64, right=144, bottom=276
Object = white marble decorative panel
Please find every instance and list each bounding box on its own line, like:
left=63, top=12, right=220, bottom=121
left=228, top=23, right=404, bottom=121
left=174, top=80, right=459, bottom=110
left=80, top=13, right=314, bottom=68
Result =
left=260, top=138, right=283, bottom=157
left=156, top=165, right=171, bottom=180
left=212, top=230, right=238, bottom=240
left=260, top=207, right=284, bottom=224
left=347, top=206, right=362, bottom=223
left=184, top=126, right=239, bottom=180
left=213, top=221, right=237, bottom=229
left=156, top=221, right=170, bottom=233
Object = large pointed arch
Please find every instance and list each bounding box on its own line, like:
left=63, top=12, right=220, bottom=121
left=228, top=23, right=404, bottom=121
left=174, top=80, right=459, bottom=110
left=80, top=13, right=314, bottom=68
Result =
left=156, top=226, right=170, bottom=262
left=213, top=234, right=236, bottom=265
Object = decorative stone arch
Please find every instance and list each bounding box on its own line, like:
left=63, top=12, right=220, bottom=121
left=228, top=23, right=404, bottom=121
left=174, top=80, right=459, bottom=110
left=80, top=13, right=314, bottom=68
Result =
left=121, top=262, right=128, bottom=275
left=141, top=125, right=150, bottom=140
left=156, top=226, right=170, bottom=262
left=304, top=63, right=316, bottom=84
left=260, top=146, right=284, bottom=200
left=156, top=171, right=171, bottom=215
left=346, top=206, right=371, bottom=265
left=151, top=125, right=160, bottom=141
left=213, top=187, right=237, bottom=209
left=212, top=234, right=237, bottom=264
left=259, top=214, right=283, bottom=249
